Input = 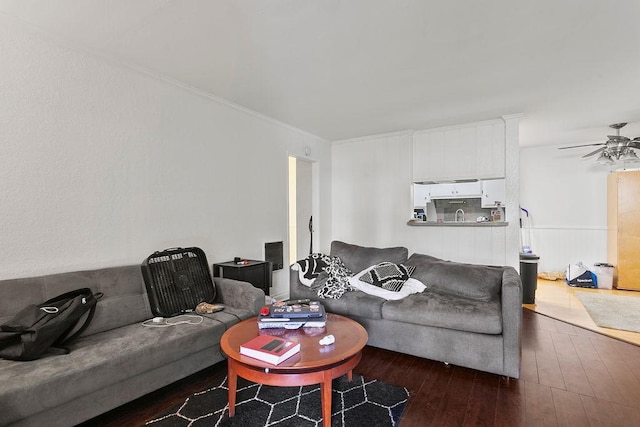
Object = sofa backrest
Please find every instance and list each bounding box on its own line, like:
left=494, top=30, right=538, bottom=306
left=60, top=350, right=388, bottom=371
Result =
left=330, top=241, right=409, bottom=274
left=404, top=253, right=504, bottom=302
left=0, top=266, right=152, bottom=337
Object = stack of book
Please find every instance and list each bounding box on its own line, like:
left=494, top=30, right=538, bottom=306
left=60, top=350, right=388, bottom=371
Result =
left=258, top=300, right=327, bottom=329
left=240, top=335, right=300, bottom=365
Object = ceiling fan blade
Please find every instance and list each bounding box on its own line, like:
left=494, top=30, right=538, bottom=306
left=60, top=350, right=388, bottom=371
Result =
left=628, top=140, right=640, bottom=149
left=582, top=147, right=605, bottom=158
left=558, top=143, right=605, bottom=150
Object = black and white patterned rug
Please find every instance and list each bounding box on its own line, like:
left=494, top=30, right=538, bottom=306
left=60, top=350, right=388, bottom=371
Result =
left=146, top=374, right=409, bottom=426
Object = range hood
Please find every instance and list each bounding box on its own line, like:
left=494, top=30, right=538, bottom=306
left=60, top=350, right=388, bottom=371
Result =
left=433, top=198, right=474, bottom=208
left=415, top=179, right=479, bottom=185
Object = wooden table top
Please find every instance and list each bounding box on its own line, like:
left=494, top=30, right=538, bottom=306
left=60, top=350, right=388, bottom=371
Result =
left=220, top=313, right=368, bottom=371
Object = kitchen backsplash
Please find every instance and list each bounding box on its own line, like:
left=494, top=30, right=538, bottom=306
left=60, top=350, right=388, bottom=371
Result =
left=430, top=198, right=503, bottom=222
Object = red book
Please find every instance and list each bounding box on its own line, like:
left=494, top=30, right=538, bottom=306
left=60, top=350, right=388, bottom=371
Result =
left=240, top=335, right=301, bottom=365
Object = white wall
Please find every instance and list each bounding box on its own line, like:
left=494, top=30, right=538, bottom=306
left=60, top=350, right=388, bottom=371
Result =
left=519, top=144, right=612, bottom=272
left=332, top=120, right=616, bottom=274
left=0, top=17, right=331, bottom=300
left=332, top=131, right=414, bottom=248
left=332, top=118, right=520, bottom=269
left=332, top=130, right=508, bottom=267
left=3, top=13, right=619, bottom=289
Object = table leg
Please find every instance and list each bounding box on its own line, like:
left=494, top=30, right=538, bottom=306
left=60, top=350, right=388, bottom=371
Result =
left=228, top=362, right=237, bottom=417
left=321, top=371, right=332, bottom=427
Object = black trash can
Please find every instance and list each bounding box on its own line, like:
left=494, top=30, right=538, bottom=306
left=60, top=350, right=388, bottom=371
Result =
left=520, top=253, right=540, bottom=304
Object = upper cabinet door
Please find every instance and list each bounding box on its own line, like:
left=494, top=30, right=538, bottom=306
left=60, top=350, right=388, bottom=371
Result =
left=413, top=184, right=432, bottom=207
left=481, top=179, right=506, bottom=208
left=427, top=181, right=482, bottom=199
left=413, top=120, right=506, bottom=182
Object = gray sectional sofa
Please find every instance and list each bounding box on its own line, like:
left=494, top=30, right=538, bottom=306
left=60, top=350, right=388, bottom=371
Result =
left=0, top=265, right=264, bottom=427
left=290, top=241, right=522, bottom=378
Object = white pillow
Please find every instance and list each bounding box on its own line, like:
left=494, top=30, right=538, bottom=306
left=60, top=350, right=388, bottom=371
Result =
left=348, top=265, right=426, bottom=300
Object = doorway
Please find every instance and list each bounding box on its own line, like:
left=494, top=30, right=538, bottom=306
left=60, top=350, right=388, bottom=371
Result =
left=288, top=156, right=314, bottom=265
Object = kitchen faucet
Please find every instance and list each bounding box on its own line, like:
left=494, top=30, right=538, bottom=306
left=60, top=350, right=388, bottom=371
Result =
left=455, top=208, right=465, bottom=222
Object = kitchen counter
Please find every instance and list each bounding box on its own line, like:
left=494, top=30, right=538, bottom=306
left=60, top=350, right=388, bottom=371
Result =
left=407, top=220, right=509, bottom=227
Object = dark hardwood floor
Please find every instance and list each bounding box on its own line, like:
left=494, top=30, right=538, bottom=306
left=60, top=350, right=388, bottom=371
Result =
left=82, top=309, right=640, bottom=426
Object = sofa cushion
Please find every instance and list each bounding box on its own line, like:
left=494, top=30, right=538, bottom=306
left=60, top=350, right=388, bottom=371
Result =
left=382, top=291, right=502, bottom=334
left=0, top=308, right=250, bottom=426
left=330, top=241, right=408, bottom=274
left=404, top=254, right=503, bottom=302
left=290, top=283, right=385, bottom=320
left=0, top=266, right=152, bottom=337
left=404, top=253, right=443, bottom=264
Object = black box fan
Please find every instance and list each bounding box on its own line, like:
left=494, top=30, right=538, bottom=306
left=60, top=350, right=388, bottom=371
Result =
left=141, top=247, right=216, bottom=317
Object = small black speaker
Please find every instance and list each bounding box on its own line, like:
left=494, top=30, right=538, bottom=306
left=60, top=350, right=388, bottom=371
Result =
left=265, top=241, right=284, bottom=270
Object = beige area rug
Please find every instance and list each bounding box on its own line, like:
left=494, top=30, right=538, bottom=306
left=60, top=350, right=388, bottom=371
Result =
left=576, top=292, right=640, bottom=333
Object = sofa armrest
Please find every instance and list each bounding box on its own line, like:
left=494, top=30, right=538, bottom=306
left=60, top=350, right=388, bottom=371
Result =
left=501, top=266, right=522, bottom=378
left=214, top=278, right=265, bottom=316
left=289, top=266, right=315, bottom=300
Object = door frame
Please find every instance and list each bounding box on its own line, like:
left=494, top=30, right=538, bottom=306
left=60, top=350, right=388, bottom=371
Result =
left=287, top=154, right=320, bottom=266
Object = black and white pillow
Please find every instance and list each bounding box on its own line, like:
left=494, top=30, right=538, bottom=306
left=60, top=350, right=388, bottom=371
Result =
left=292, top=253, right=332, bottom=286
left=360, top=262, right=416, bottom=292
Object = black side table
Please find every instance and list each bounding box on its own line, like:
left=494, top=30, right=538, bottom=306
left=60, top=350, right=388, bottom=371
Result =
left=212, top=260, right=273, bottom=296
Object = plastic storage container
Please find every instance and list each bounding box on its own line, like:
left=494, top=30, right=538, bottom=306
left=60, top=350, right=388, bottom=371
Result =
left=520, top=253, right=540, bottom=304
left=592, top=263, right=615, bottom=289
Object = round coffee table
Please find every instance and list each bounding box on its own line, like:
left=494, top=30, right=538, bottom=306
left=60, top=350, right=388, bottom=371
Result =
left=220, top=313, right=368, bottom=427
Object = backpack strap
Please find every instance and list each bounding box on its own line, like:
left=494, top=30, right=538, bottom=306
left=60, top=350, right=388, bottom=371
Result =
left=49, top=289, right=103, bottom=347
left=43, top=288, right=96, bottom=305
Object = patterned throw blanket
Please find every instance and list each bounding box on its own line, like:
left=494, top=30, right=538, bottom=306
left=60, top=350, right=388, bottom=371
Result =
left=315, top=256, right=353, bottom=299
left=293, top=254, right=354, bottom=299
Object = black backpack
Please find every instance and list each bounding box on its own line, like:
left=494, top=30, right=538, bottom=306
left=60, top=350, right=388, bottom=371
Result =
left=0, top=288, right=102, bottom=361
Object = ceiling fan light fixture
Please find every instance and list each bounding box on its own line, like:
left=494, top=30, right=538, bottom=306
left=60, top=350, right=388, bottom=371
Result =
left=596, top=152, right=615, bottom=165
left=621, top=148, right=640, bottom=163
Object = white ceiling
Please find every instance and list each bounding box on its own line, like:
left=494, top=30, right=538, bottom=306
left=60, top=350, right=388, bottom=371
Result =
left=2, top=0, right=639, bottom=147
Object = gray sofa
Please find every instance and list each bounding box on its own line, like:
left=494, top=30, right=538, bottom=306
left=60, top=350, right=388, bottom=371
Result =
left=0, top=265, right=264, bottom=427
left=290, top=241, right=522, bottom=378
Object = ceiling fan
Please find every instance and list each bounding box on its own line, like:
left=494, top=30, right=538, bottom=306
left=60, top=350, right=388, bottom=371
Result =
left=558, top=122, right=640, bottom=165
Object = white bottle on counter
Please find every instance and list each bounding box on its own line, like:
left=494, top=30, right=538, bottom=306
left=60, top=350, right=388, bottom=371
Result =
left=492, top=202, right=504, bottom=222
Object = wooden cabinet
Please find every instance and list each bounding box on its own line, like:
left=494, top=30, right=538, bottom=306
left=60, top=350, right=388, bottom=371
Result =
left=481, top=179, right=506, bottom=208
left=412, top=120, right=506, bottom=182
left=607, top=171, right=640, bottom=290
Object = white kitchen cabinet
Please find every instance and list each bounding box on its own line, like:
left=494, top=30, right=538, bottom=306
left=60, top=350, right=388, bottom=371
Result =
left=413, top=184, right=432, bottom=207
left=427, top=183, right=454, bottom=198
left=481, top=179, right=506, bottom=208
left=427, top=181, right=482, bottom=199
left=413, top=119, right=506, bottom=182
